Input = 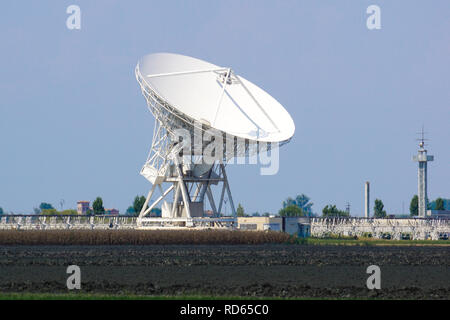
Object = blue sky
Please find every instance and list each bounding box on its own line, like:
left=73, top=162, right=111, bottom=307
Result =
left=0, top=1, right=448, bottom=215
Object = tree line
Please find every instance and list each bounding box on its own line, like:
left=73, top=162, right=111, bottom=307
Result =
left=0, top=196, right=161, bottom=216
left=409, top=195, right=447, bottom=216
left=1, top=194, right=447, bottom=217
left=236, top=194, right=448, bottom=219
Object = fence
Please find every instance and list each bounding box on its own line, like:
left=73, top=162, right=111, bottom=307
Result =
left=0, top=215, right=137, bottom=230
left=311, top=217, right=450, bottom=240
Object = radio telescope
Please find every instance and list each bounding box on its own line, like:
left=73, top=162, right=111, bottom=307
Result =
left=135, top=53, right=294, bottom=227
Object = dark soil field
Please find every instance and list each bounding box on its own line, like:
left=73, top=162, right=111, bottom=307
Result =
left=0, top=245, right=449, bottom=299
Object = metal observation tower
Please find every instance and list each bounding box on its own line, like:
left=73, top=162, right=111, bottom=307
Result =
left=412, top=128, right=434, bottom=218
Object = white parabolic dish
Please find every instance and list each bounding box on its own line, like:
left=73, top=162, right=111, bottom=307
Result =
left=136, top=53, right=295, bottom=144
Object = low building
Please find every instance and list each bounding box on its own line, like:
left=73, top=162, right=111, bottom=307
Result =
left=105, top=208, right=119, bottom=216
left=283, top=217, right=311, bottom=237
left=76, top=201, right=90, bottom=215
left=238, top=216, right=282, bottom=231
left=237, top=216, right=311, bottom=237
left=427, top=210, right=450, bottom=219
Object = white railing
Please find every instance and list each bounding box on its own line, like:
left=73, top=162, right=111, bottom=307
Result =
left=1, top=215, right=449, bottom=240
left=0, top=215, right=137, bottom=230
left=310, top=217, right=450, bottom=240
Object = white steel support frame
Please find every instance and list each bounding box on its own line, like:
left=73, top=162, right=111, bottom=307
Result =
left=138, top=158, right=237, bottom=227
left=134, top=63, right=294, bottom=228
left=136, top=98, right=236, bottom=228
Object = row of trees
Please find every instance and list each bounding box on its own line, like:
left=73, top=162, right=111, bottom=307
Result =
left=1, top=195, right=163, bottom=217
left=237, top=194, right=389, bottom=218
left=322, top=205, right=349, bottom=218
left=40, top=209, right=78, bottom=215
left=32, top=199, right=104, bottom=216
left=278, top=194, right=314, bottom=217
left=2, top=194, right=446, bottom=218
left=238, top=194, right=448, bottom=219
left=236, top=204, right=271, bottom=217
left=238, top=194, right=315, bottom=218
left=31, top=196, right=155, bottom=216
left=409, top=195, right=447, bottom=216
left=321, top=199, right=386, bottom=218
left=33, top=196, right=158, bottom=216
left=34, top=196, right=149, bottom=216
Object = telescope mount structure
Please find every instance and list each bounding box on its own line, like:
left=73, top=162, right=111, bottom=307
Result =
left=134, top=53, right=295, bottom=228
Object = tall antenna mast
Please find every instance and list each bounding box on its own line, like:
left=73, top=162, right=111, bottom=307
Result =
left=412, top=126, right=434, bottom=218
left=416, top=125, right=429, bottom=149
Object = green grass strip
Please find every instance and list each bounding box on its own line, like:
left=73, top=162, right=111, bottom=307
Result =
left=0, top=292, right=375, bottom=300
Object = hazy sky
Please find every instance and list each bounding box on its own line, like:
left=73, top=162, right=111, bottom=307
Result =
left=1, top=1, right=449, bottom=216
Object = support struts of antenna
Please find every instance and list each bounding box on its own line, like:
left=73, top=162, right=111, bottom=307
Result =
left=134, top=53, right=295, bottom=229
left=136, top=71, right=237, bottom=228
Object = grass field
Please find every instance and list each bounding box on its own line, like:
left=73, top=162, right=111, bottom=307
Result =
left=0, top=292, right=366, bottom=300
left=0, top=292, right=236, bottom=300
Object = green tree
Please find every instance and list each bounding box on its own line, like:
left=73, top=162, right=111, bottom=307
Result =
left=0, top=207, right=3, bottom=215
left=92, top=197, right=105, bottom=215
left=427, top=197, right=432, bottom=210
left=39, top=202, right=54, bottom=211
left=41, top=209, right=78, bottom=216
left=279, top=205, right=305, bottom=217
left=282, top=194, right=313, bottom=215
left=41, top=209, right=58, bottom=215
left=374, top=199, right=387, bottom=218
left=435, top=197, right=445, bottom=211
left=133, top=196, right=146, bottom=215
left=321, top=205, right=349, bottom=217
left=60, top=209, right=78, bottom=215
left=126, top=206, right=135, bottom=216
left=236, top=203, right=245, bottom=217
left=409, top=195, right=418, bottom=216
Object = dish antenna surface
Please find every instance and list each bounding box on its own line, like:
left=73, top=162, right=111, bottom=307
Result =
left=135, top=53, right=294, bottom=227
